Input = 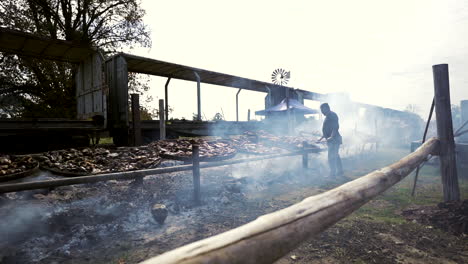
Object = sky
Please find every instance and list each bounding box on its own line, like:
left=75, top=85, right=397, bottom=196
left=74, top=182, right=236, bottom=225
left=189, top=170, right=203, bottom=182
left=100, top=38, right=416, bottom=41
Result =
left=129, top=0, right=468, bottom=121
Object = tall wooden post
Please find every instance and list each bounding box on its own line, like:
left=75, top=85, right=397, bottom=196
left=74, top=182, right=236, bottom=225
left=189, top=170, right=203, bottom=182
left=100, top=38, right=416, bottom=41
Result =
left=192, top=143, right=201, bottom=204
left=159, top=99, right=166, bottom=140
left=106, top=55, right=129, bottom=146
left=131, top=94, right=142, bottom=146
left=247, top=109, right=251, bottom=121
left=432, top=64, right=460, bottom=201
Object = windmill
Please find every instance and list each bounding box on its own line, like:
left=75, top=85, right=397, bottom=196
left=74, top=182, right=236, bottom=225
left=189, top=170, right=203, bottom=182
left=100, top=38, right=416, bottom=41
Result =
left=271, top=68, right=293, bottom=134
left=271, top=68, right=290, bottom=86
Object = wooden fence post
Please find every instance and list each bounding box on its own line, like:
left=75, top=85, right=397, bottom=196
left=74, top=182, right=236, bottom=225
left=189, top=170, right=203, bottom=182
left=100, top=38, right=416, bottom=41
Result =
left=192, top=143, right=201, bottom=204
left=432, top=64, right=460, bottom=201
left=131, top=94, right=142, bottom=146
left=159, top=99, right=166, bottom=140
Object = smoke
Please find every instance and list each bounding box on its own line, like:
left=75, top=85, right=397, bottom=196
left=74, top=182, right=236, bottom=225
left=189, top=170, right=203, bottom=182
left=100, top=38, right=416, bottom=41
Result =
left=322, top=93, right=424, bottom=148
left=0, top=203, right=51, bottom=245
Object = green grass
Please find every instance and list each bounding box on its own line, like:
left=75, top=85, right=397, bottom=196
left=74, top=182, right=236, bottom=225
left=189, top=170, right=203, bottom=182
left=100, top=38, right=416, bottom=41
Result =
left=345, top=147, right=468, bottom=225
left=97, top=137, right=113, bottom=144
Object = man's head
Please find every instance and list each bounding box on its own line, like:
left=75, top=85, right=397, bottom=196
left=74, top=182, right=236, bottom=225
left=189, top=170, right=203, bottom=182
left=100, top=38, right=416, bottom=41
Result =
left=320, top=103, right=331, bottom=116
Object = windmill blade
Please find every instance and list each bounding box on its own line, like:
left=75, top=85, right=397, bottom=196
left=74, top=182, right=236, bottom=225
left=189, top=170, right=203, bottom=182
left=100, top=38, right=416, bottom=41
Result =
left=271, top=68, right=291, bottom=85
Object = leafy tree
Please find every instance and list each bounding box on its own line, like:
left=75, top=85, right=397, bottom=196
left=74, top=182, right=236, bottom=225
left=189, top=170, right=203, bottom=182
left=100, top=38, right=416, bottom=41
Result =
left=0, top=0, right=151, bottom=118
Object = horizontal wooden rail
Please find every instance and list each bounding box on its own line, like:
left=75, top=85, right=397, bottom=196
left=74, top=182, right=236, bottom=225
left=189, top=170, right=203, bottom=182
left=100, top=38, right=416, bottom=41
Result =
left=0, top=150, right=316, bottom=194
left=141, top=137, right=440, bottom=264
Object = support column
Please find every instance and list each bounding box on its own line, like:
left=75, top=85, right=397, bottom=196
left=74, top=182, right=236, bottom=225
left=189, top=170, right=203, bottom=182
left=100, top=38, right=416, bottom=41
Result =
left=236, top=89, right=242, bottom=122
left=159, top=99, right=166, bottom=140
left=286, top=87, right=292, bottom=134
left=432, top=64, right=460, bottom=202
left=194, top=72, right=201, bottom=121
left=106, top=55, right=129, bottom=146
left=165, top=78, right=171, bottom=121
left=131, top=94, right=142, bottom=146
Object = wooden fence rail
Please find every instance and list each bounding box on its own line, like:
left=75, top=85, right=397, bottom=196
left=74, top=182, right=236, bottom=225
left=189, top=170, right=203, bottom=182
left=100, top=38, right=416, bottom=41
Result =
left=141, top=137, right=440, bottom=264
left=0, top=150, right=315, bottom=194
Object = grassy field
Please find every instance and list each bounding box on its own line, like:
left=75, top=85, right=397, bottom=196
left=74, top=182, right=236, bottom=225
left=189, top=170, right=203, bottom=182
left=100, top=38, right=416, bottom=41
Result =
left=276, top=146, right=468, bottom=263
left=346, top=147, right=468, bottom=224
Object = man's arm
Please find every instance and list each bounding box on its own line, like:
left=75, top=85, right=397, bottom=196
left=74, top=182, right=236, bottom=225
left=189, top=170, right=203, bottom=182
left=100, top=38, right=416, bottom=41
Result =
left=326, top=114, right=339, bottom=142
left=327, top=128, right=338, bottom=142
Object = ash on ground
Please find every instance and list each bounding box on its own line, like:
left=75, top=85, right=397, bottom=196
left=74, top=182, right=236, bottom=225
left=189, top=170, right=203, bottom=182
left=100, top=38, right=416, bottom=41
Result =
left=0, top=154, right=466, bottom=264
left=0, top=156, right=322, bottom=263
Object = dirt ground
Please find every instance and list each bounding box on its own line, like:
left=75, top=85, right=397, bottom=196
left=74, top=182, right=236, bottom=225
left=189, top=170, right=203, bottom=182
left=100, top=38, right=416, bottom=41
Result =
left=0, top=149, right=467, bottom=264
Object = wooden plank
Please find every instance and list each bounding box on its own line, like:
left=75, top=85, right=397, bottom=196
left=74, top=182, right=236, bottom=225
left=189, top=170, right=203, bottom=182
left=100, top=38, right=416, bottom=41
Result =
left=141, top=138, right=440, bottom=264
left=0, top=27, right=94, bottom=63
left=75, top=52, right=105, bottom=120
left=433, top=64, right=460, bottom=201
left=93, top=90, right=103, bottom=113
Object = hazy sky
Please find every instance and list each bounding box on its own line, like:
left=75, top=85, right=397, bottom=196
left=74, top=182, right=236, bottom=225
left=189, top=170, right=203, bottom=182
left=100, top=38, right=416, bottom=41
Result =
left=129, top=0, right=468, bottom=121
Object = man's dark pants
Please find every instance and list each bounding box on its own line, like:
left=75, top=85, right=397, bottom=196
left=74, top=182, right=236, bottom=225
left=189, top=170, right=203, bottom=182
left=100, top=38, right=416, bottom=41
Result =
left=327, top=142, right=343, bottom=177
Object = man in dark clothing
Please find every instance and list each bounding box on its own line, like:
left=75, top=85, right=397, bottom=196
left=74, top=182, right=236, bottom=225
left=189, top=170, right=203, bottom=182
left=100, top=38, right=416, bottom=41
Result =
left=319, top=103, right=344, bottom=177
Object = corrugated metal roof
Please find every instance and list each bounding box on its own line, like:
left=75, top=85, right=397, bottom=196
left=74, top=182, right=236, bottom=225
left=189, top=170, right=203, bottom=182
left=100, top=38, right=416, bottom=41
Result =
left=118, top=53, right=321, bottom=95
left=0, top=27, right=95, bottom=63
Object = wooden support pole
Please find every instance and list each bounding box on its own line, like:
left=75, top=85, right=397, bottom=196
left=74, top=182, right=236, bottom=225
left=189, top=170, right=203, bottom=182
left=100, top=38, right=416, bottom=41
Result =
left=433, top=64, right=460, bottom=201
left=247, top=109, right=251, bottom=121
left=107, top=55, right=129, bottom=146
left=302, top=141, right=308, bottom=169
left=192, top=143, right=201, bottom=204
left=159, top=99, right=166, bottom=140
left=131, top=94, right=142, bottom=146
left=141, top=138, right=440, bottom=264
left=165, top=78, right=171, bottom=121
